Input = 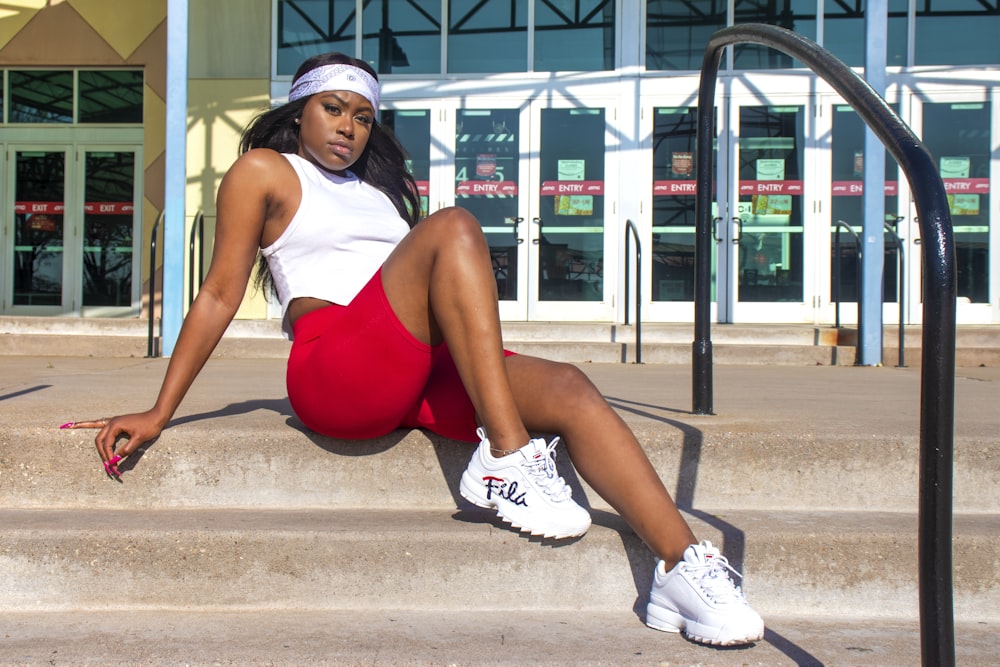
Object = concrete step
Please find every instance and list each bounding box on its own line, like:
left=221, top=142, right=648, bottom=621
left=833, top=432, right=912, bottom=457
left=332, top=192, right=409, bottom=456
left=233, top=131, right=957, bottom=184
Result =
left=2, top=507, right=997, bottom=622
left=2, top=316, right=998, bottom=366
left=2, top=610, right=997, bottom=667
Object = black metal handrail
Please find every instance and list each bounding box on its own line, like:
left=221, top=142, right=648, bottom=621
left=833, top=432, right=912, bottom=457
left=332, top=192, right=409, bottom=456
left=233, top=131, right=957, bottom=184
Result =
left=623, top=219, right=643, bottom=363
left=188, top=210, right=205, bottom=307
left=146, top=211, right=163, bottom=359
left=693, top=24, right=956, bottom=666
left=832, top=220, right=861, bottom=330
left=884, top=218, right=906, bottom=367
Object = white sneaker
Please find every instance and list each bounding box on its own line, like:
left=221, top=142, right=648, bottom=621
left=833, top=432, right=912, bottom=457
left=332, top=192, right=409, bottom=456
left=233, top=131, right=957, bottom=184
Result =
left=646, top=540, right=765, bottom=646
left=459, top=427, right=591, bottom=539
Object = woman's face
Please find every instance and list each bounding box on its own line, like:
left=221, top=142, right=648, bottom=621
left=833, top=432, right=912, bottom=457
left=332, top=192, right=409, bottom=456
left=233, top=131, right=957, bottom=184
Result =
left=296, top=90, right=374, bottom=175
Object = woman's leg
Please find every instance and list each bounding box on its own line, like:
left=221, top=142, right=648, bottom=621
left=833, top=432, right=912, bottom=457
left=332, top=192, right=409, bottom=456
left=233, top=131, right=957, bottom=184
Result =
left=504, top=354, right=697, bottom=567
left=380, top=207, right=530, bottom=453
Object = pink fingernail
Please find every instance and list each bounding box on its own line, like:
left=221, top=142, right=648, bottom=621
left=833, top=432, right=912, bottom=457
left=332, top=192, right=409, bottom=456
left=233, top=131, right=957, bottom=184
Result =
left=59, top=422, right=74, bottom=429
left=108, top=455, right=122, bottom=465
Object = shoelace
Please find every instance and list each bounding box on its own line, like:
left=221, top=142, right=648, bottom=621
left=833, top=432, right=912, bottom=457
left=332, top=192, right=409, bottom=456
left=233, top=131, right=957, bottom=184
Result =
left=687, top=552, right=747, bottom=605
left=521, top=437, right=573, bottom=502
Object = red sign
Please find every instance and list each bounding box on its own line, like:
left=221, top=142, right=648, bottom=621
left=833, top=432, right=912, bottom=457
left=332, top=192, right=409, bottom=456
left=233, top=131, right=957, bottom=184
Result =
left=456, top=180, right=518, bottom=196
left=15, top=201, right=134, bottom=214
left=832, top=181, right=899, bottom=196
left=414, top=181, right=430, bottom=196
left=14, top=201, right=64, bottom=214
left=738, top=180, right=804, bottom=195
left=654, top=180, right=698, bottom=195
left=540, top=180, right=604, bottom=195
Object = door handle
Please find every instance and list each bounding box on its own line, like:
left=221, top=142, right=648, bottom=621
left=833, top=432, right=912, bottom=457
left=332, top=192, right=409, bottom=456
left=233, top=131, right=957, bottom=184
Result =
left=531, top=217, right=542, bottom=244
left=507, top=216, right=524, bottom=244
left=712, top=216, right=724, bottom=242
left=732, top=217, right=743, bottom=244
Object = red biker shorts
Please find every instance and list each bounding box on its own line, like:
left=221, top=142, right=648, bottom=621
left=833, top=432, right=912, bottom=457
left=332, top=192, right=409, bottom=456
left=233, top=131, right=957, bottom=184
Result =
left=286, top=268, right=512, bottom=443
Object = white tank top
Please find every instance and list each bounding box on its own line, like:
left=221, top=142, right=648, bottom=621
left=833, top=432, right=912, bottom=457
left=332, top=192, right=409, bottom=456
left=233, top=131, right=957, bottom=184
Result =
left=261, top=153, right=410, bottom=338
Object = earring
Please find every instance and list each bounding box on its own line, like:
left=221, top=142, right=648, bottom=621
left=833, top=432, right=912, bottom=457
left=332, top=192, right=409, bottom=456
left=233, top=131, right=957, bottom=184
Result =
left=294, top=118, right=301, bottom=125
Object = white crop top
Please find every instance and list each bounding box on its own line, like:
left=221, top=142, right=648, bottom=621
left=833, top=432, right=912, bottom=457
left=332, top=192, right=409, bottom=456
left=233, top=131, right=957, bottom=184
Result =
left=261, top=153, right=410, bottom=338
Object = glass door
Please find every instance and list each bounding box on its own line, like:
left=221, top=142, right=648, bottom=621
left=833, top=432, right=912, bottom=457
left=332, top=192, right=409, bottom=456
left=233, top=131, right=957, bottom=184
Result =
left=8, top=147, right=69, bottom=314
left=908, top=92, right=994, bottom=324
left=719, top=95, right=818, bottom=323
left=3, top=144, right=140, bottom=315
left=528, top=102, right=617, bottom=321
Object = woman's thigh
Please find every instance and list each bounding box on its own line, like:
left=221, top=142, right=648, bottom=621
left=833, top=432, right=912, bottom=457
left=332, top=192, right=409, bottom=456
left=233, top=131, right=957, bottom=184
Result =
left=286, top=270, right=433, bottom=439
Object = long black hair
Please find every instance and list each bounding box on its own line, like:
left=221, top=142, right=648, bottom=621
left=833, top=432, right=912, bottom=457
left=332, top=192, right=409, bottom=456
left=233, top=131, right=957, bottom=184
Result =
left=242, top=52, right=421, bottom=295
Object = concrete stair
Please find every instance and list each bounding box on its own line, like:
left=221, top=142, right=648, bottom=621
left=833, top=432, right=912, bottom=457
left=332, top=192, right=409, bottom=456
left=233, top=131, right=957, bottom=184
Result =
left=2, top=315, right=999, bottom=366
left=1, top=357, right=999, bottom=664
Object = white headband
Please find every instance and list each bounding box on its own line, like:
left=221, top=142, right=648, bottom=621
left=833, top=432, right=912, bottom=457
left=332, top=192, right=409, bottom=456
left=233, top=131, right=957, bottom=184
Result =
left=288, top=64, right=380, bottom=110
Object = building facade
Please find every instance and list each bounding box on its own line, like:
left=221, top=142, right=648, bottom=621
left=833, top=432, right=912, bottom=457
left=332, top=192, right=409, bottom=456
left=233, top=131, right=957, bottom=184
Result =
left=2, top=1, right=998, bottom=332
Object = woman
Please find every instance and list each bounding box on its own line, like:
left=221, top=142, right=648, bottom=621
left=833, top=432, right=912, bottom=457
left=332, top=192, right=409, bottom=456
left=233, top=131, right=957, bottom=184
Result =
left=65, top=52, right=764, bottom=647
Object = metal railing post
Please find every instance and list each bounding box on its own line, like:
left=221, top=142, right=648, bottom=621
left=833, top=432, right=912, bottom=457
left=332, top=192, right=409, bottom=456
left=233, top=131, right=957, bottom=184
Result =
left=188, top=210, right=205, bottom=308
left=693, top=24, right=956, bottom=666
left=146, top=212, right=163, bottom=359
left=624, top=219, right=642, bottom=363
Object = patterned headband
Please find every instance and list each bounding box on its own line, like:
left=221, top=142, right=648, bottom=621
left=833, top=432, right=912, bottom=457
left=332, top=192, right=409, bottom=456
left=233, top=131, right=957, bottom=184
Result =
left=288, top=63, right=380, bottom=110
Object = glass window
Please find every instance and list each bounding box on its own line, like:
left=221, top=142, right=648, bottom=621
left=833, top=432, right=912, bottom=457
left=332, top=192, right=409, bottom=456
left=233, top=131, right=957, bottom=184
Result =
left=646, top=0, right=726, bottom=71
left=381, top=109, right=432, bottom=218
left=14, top=151, right=66, bottom=305
left=362, top=0, right=441, bottom=74
left=9, top=70, right=73, bottom=123
left=915, top=1, right=1000, bottom=66
left=455, top=109, right=522, bottom=299
left=651, top=106, right=717, bottom=302
left=79, top=70, right=143, bottom=123
left=276, top=0, right=357, bottom=76
left=535, top=0, right=615, bottom=71
left=823, top=0, right=908, bottom=68
left=448, top=0, right=528, bottom=73
left=733, top=0, right=817, bottom=70
left=829, top=105, right=900, bottom=305
left=921, top=102, right=991, bottom=303
left=538, top=108, right=606, bottom=301
left=83, top=152, right=136, bottom=307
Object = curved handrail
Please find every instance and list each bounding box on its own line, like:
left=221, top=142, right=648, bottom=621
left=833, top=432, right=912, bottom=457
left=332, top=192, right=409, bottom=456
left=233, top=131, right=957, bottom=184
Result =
left=146, top=211, right=163, bottom=359
left=623, top=219, right=642, bottom=363
left=832, top=220, right=861, bottom=330
left=188, top=210, right=205, bottom=308
left=692, top=24, right=956, bottom=666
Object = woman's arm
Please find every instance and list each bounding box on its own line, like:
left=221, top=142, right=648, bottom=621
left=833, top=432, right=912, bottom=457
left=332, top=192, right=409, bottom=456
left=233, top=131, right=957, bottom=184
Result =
left=77, top=149, right=297, bottom=472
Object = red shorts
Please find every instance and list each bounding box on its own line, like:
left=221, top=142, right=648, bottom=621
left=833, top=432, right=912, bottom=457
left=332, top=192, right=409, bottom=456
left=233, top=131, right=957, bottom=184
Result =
left=286, top=268, right=510, bottom=443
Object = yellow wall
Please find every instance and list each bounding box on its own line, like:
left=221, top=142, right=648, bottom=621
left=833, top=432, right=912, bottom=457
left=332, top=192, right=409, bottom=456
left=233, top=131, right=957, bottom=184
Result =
left=186, top=0, right=271, bottom=320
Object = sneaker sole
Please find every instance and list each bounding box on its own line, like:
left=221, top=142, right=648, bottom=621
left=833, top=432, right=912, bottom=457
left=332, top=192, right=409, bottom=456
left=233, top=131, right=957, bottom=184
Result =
left=459, top=470, right=589, bottom=540
left=645, top=602, right=764, bottom=647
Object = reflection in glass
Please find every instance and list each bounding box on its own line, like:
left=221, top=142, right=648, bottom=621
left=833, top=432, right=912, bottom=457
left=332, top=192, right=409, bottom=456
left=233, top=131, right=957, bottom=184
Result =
left=922, top=102, right=991, bottom=303
left=737, top=106, right=803, bottom=302
left=83, top=152, right=135, bottom=307
left=79, top=70, right=143, bottom=123
left=362, top=0, right=440, bottom=74
left=448, top=0, right=527, bottom=73
left=652, top=107, right=717, bottom=302
left=916, top=2, right=1000, bottom=66
left=14, top=152, right=65, bottom=306
left=733, top=0, right=815, bottom=69
left=381, top=109, right=431, bottom=219
left=646, top=0, right=726, bottom=71
left=829, top=105, right=900, bottom=304
left=823, top=0, right=908, bottom=67
left=10, top=71, right=73, bottom=123
left=539, top=108, right=605, bottom=301
left=455, top=109, right=521, bottom=299
left=535, top=0, right=615, bottom=71
left=276, top=0, right=357, bottom=75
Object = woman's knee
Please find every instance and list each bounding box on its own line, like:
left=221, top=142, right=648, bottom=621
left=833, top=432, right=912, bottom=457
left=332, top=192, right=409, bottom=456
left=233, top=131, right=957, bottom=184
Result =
left=420, top=206, right=487, bottom=250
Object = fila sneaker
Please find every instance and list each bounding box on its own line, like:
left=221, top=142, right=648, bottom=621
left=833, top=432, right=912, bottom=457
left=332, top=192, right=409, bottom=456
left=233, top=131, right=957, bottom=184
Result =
left=646, top=540, right=765, bottom=646
left=459, top=427, right=591, bottom=539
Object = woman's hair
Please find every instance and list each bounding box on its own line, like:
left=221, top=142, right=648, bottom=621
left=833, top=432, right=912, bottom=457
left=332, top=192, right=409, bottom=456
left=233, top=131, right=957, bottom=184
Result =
left=242, top=52, right=421, bottom=295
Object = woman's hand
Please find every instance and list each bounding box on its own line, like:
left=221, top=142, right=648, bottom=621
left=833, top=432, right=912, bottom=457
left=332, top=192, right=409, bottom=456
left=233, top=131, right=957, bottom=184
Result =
left=60, top=410, right=165, bottom=478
